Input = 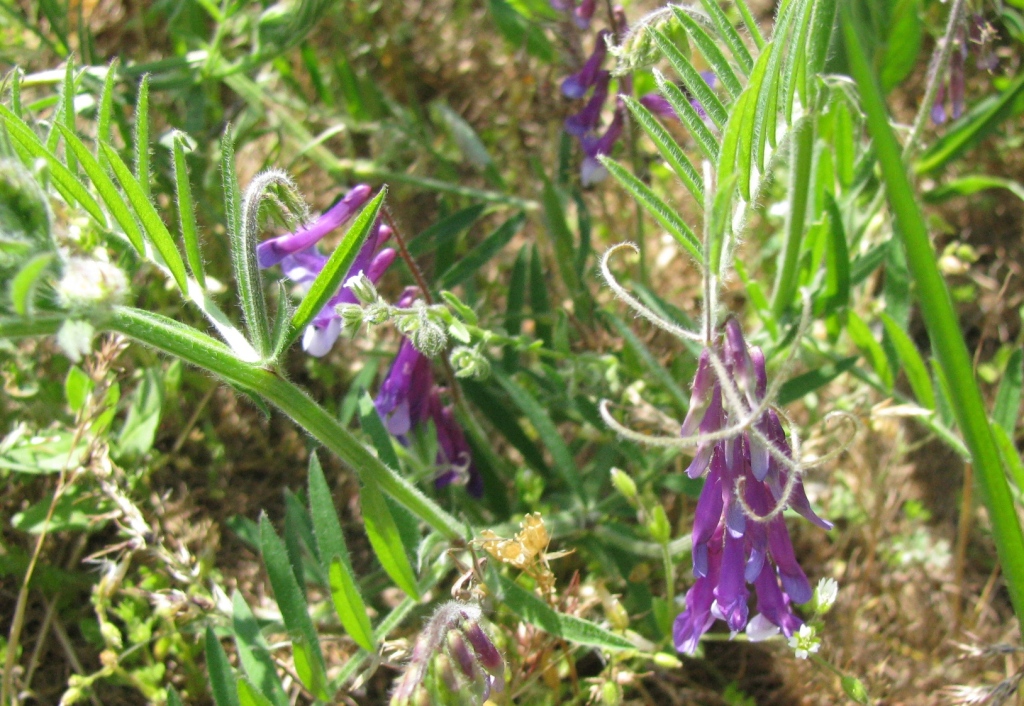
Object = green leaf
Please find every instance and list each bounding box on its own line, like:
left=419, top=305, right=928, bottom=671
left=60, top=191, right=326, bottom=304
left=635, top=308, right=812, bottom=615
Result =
left=994, top=423, right=1024, bottom=494
left=820, top=193, right=850, bottom=317
left=134, top=74, right=151, bottom=199
left=59, top=59, right=77, bottom=176
left=653, top=69, right=721, bottom=162
left=847, top=310, right=893, bottom=389
left=96, top=59, right=119, bottom=164
left=407, top=204, right=486, bottom=258
left=539, top=175, right=583, bottom=305
left=231, top=593, right=289, bottom=706
left=287, top=187, right=386, bottom=350
left=600, top=156, right=702, bottom=265
left=10, top=253, right=55, bottom=316
left=879, top=312, right=934, bottom=409
left=360, top=475, right=420, bottom=598
left=650, top=26, right=729, bottom=128
left=492, top=370, right=582, bottom=496
left=64, top=365, right=92, bottom=414
left=438, top=212, right=525, bottom=290
left=621, top=95, right=704, bottom=206
left=258, top=515, right=330, bottom=700
left=357, top=392, right=400, bottom=469
left=308, top=452, right=376, bottom=651
left=52, top=123, right=145, bottom=255
left=529, top=244, right=552, bottom=347
left=116, top=367, right=164, bottom=458
left=236, top=678, right=275, bottom=706
left=777, top=356, right=858, bottom=406
left=994, top=348, right=1023, bottom=433
left=879, top=0, right=922, bottom=91
left=461, top=380, right=551, bottom=476
left=496, top=575, right=634, bottom=651
left=173, top=133, right=206, bottom=288
left=718, top=44, right=773, bottom=201
left=698, top=0, right=754, bottom=72
left=668, top=6, right=743, bottom=99
left=0, top=105, right=107, bottom=227
left=100, top=142, right=189, bottom=292
left=924, top=174, right=1024, bottom=205
left=12, top=484, right=111, bottom=533
left=223, top=126, right=271, bottom=360
left=205, top=626, right=241, bottom=706
left=167, top=688, right=184, bottom=706
left=915, top=70, right=1024, bottom=174
left=488, top=0, right=555, bottom=61
left=771, top=116, right=814, bottom=316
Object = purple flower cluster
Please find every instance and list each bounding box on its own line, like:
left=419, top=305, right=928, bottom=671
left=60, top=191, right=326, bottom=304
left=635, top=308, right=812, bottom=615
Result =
left=376, top=290, right=482, bottom=497
left=556, top=7, right=714, bottom=186
left=390, top=602, right=504, bottom=706
left=931, top=14, right=998, bottom=125
left=257, top=184, right=397, bottom=357
left=673, top=319, right=832, bottom=654
left=550, top=0, right=596, bottom=29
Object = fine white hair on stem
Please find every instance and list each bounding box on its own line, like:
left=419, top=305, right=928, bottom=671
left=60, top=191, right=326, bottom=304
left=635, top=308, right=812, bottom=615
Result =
left=799, top=410, right=861, bottom=469
left=734, top=408, right=804, bottom=524
left=600, top=243, right=703, bottom=342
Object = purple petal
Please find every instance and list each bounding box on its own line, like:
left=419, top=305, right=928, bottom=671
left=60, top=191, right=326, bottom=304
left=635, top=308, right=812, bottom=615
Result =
left=565, top=71, right=611, bottom=136
left=302, top=318, right=341, bottom=357
left=753, top=561, right=803, bottom=637
left=692, top=455, right=724, bottom=577
left=674, top=539, right=721, bottom=654
left=712, top=530, right=749, bottom=632
left=766, top=514, right=812, bottom=604
left=257, top=184, right=372, bottom=268
left=561, top=30, right=609, bottom=99
left=638, top=93, right=678, bottom=121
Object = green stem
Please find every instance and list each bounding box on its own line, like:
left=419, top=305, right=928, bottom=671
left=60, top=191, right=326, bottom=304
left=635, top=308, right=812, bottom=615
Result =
left=842, top=0, right=1024, bottom=625
left=0, top=312, right=464, bottom=541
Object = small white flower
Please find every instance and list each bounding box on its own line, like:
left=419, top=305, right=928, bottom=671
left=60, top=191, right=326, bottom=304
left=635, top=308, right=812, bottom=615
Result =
left=814, top=577, right=839, bottom=614
left=788, top=624, right=821, bottom=660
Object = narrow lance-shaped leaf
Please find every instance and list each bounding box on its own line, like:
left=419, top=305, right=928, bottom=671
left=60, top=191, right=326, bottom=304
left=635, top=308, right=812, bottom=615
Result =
left=359, top=474, right=420, bottom=599
left=223, top=126, right=272, bottom=360
left=770, top=115, right=814, bottom=316
left=286, top=187, right=386, bottom=350
left=134, top=74, right=150, bottom=199
left=308, top=452, right=376, bottom=652
left=600, top=156, right=702, bottom=265
left=654, top=69, right=721, bottom=162
left=734, top=0, right=767, bottom=50
left=621, top=95, right=704, bottom=206
left=100, top=142, right=189, bottom=292
left=236, top=678, right=275, bottom=706
left=880, top=312, right=935, bottom=410
left=994, top=348, right=1023, bottom=434
left=173, top=133, right=205, bottom=287
left=205, top=626, right=241, bottom=706
left=258, top=515, right=330, bottom=700
left=699, top=0, right=754, bottom=72
left=97, top=58, right=119, bottom=166
left=650, top=26, right=728, bottom=128
left=846, top=310, right=893, bottom=389
left=61, top=59, right=77, bottom=176
left=231, top=592, right=289, bottom=706
left=56, top=123, right=147, bottom=254
left=668, top=6, right=744, bottom=99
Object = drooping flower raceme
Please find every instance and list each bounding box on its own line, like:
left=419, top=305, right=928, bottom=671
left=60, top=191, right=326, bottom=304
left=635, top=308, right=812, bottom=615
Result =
left=256, top=184, right=397, bottom=357
left=376, top=290, right=482, bottom=497
left=672, top=319, right=833, bottom=654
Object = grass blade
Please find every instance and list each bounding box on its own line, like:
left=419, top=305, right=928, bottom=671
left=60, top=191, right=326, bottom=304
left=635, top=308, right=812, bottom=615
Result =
left=994, top=348, right=1023, bottom=434
left=100, top=142, right=189, bottom=291
left=407, top=204, right=486, bottom=258
left=880, top=312, right=935, bottom=409
left=600, top=155, right=702, bottom=265
left=286, top=187, right=386, bottom=350
left=237, top=678, right=275, bottom=706
left=438, top=211, right=525, bottom=290
left=843, top=0, right=1024, bottom=624
left=621, top=95, right=704, bottom=206
left=205, top=626, right=241, bottom=706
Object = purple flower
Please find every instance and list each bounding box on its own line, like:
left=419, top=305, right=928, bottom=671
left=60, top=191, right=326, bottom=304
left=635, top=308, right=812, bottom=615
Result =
left=565, top=71, right=611, bottom=136
left=639, top=93, right=678, bottom=121
left=580, top=103, right=625, bottom=186
left=257, top=185, right=397, bottom=357
left=257, top=184, right=372, bottom=268
left=375, top=301, right=482, bottom=496
left=574, top=0, right=596, bottom=29
left=562, top=30, right=610, bottom=99
left=673, top=319, right=832, bottom=654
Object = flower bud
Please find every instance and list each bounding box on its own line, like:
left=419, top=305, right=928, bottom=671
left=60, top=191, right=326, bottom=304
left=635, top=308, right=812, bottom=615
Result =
left=602, top=680, right=623, bottom=706
left=412, top=318, right=448, bottom=358
left=461, top=621, right=504, bottom=679
left=336, top=303, right=365, bottom=337
left=450, top=346, right=490, bottom=380
left=652, top=652, right=682, bottom=669
left=345, top=271, right=379, bottom=305
left=841, top=676, right=870, bottom=704
left=813, top=577, right=839, bottom=615
left=363, top=300, right=392, bottom=325
left=446, top=630, right=477, bottom=681
left=646, top=504, right=671, bottom=544
left=610, top=467, right=637, bottom=501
